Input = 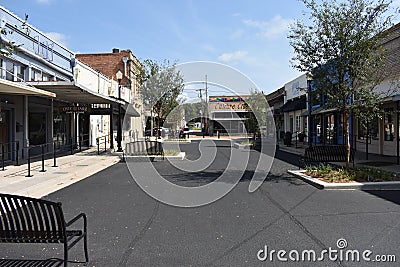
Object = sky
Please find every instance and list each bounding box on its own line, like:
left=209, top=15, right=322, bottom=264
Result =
left=2, top=0, right=400, bottom=96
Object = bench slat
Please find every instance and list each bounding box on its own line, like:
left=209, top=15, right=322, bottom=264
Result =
left=21, top=199, right=34, bottom=240
left=0, top=196, right=11, bottom=240
left=0, top=193, right=88, bottom=264
left=301, top=145, right=354, bottom=168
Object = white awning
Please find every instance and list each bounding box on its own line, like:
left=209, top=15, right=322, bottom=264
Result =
left=0, top=78, right=56, bottom=97
left=27, top=81, right=123, bottom=104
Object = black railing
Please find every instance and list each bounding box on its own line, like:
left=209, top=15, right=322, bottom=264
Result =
left=0, top=141, right=20, bottom=171
left=96, top=134, right=110, bottom=155
left=24, top=134, right=91, bottom=177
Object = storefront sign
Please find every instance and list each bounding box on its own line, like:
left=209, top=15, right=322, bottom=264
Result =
left=90, top=103, right=112, bottom=115
left=209, top=96, right=246, bottom=102
left=209, top=102, right=249, bottom=111
left=59, top=106, right=91, bottom=114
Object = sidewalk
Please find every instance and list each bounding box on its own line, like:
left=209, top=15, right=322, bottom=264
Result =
left=278, top=142, right=400, bottom=173
left=0, top=147, right=121, bottom=198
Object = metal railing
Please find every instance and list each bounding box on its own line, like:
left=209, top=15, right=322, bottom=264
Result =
left=96, top=134, right=110, bottom=155
left=24, top=134, right=91, bottom=177
left=0, top=141, right=20, bottom=171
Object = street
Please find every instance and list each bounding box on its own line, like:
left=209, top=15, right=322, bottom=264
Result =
left=1, top=140, right=399, bottom=266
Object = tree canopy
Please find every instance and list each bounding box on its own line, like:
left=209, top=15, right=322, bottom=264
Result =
left=139, top=59, right=184, bottom=133
left=288, top=0, right=397, bottom=167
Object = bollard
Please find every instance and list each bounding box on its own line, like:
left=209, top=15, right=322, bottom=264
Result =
left=40, top=145, right=46, bottom=172
left=104, top=136, right=107, bottom=153
left=26, top=148, right=32, bottom=177
left=97, top=138, right=100, bottom=155
left=79, top=135, right=82, bottom=152
left=16, top=141, right=19, bottom=166
left=53, top=142, right=57, bottom=167
left=1, top=144, right=4, bottom=171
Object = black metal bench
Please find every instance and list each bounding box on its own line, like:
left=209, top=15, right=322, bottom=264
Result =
left=0, top=193, right=88, bottom=267
left=125, top=141, right=164, bottom=161
left=299, top=145, right=354, bottom=169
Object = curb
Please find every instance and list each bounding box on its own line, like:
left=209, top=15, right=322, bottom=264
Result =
left=125, top=152, right=186, bottom=160
left=288, top=170, right=400, bottom=190
left=233, top=142, right=252, bottom=150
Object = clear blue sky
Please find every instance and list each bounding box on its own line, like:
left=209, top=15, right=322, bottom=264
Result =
left=2, top=0, right=399, bottom=94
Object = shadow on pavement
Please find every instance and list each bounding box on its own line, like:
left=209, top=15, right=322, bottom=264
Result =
left=0, top=258, right=63, bottom=267
left=364, top=190, right=400, bottom=205
left=275, top=149, right=301, bottom=167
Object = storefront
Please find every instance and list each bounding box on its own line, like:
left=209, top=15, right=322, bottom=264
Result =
left=208, top=96, right=250, bottom=135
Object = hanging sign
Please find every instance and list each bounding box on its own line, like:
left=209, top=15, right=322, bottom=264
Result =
left=59, top=106, right=91, bottom=114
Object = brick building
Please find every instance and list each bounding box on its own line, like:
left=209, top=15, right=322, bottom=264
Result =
left=76, top=49, right=144, bottom=143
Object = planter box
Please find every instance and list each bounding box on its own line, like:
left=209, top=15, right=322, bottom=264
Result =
left=288, top=170, right=400, bottom=190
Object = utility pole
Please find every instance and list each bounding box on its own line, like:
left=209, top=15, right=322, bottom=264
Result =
left=205, top=75, right=208, bottom=135
left=195, top=75, right=209, bottom=135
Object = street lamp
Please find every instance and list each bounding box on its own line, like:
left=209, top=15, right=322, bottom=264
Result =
left=116, top=70, right=123, bottom=152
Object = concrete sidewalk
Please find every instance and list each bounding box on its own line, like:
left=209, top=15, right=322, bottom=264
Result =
left=0, top=147, right=121, bottom=198
left=279, top=141, right=400, bottom=173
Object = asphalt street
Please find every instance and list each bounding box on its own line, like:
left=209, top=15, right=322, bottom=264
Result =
left=1, top=140, right=400, bottom=267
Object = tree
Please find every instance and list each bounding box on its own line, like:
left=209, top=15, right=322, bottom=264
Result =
left=288, top=0, right=397, bottom=168
left=0, top=13, right=29, bottom=56
left=244, top=89, right=268, bottom=138
left=139, top=59, right=184, bottom=137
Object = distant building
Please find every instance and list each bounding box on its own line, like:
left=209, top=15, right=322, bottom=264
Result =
left=281, top=74, right=307, bottom=137
left=208, top=96, right=250, bottom=135
left=266, top=87, right=285, bottom=140
left=76, top=49, right=144, bottom=144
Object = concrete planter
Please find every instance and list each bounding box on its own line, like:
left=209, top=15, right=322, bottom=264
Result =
left=288, top=170, right=400, bottom=190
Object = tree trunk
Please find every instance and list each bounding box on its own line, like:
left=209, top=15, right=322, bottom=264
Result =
left=344, top=112, right=351, bottom=169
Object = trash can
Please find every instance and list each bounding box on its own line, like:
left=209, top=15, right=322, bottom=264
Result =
left=284, top=132, right=292, bottom=146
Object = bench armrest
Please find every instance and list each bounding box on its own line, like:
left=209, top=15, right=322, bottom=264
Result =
left=66, top=213, right=87, bottom=229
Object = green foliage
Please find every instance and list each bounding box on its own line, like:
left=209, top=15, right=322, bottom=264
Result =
left=305, top=164, right=398, bottom=182
left=163, top=149, right=180, bottom=156
left=289, top=0, right=397, bottom=167
left=240, top=140, right=253, bottom=145
left=139, top=59, right=185, bottom=132
left=243, top=89, right=267, bottom=134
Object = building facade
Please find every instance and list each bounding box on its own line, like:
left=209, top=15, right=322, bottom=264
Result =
left=208, top=96, right=250, bottom=135
left=266, top=87, right=285, bottom=140
left=0, top=6, right=132, bottom=162
left=281, top=74, right=307, bottom=140
left=76, top=49, right=144, bottom=143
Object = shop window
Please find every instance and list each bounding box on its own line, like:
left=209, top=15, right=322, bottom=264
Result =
left=295, top=115, right=301, bottom=132
left=5, top=61, right=14, bottom=81
left=29, top=113, right=46, bottom=145
left=384, top=109, right=394, bottom=141
left=358, top=118, right=379, bottom=141
left=32, top=69, right=42, bottom=81
left=42, top=72, right=53, bottom=81
left=289, top=115, right=294, bottom=133
left=16, top=65, right=26, bottom=81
